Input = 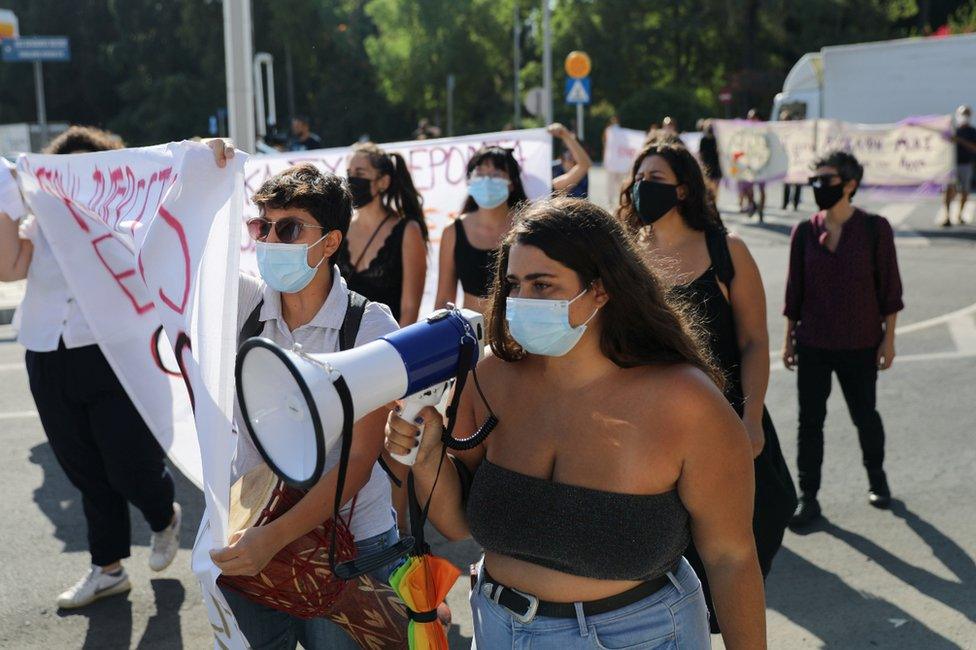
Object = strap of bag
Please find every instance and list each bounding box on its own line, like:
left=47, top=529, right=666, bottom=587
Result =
left=239, top=300, right=265, bottom=344
left=339, top=291, right=368, bottom=352
left=704, top=227, right=735, bottom=288
left=865, top=214, right=883, bottom=308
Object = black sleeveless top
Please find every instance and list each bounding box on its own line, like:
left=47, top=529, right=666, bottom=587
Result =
left=668, top=229, right=743, bottom=411
left=337, top=218, right=407, bottom=321
left=452, top=219, right=495, bottom=298
left=467, top=460, right=690, bottom=581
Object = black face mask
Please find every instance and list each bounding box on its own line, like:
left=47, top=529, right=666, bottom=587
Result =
left=812, top=182, right=845, bottom=211
left=347, top=176, right=375, bottom=209
left=632, top=180, right=679, bottom=225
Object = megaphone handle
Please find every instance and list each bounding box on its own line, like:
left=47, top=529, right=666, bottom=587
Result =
left=391, top=398, right=427, bottom=466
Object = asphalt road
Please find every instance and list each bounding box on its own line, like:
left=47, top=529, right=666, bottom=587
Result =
left=0, top=173, right=974, bottom=648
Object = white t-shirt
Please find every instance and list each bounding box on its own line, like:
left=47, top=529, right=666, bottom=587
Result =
left=14, top=218, right=96, bottom=352
left=235, top=267, right=398, bottom=541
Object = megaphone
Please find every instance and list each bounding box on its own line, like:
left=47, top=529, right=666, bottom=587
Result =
left=235, top=307, right=487, bottom=490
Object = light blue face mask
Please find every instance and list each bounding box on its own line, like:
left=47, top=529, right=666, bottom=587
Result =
left=467, top=176, right=510, bottom=209
left=256, top=234, right=328, bottom=293
left=505, top=288, right=600, bottom=357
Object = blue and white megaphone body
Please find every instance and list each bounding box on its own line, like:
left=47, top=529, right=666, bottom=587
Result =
left=235, top=307, right=486, bottom=489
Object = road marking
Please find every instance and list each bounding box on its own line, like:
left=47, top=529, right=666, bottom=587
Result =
left=946, top=313, right=976, bottom=353
left=0, top=362, right=24, bottom=372
left=0, top=410, right=37, bottom=420
left=772, top=349, right=976, bottom=371
left=896, top=301, right=976, bottom=335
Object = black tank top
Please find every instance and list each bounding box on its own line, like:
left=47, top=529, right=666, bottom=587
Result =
left=467, top=459, right=689, bottom=581
left=668, top=229, right=743, bottom=410
left=337, top=218, right=407, bottom=321
left=452, top=219, right=495, bottom=298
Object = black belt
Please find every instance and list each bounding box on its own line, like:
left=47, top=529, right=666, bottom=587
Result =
left=479, top=565, right=676, bottom=624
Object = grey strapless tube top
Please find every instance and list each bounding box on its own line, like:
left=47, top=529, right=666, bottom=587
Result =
left=466, top=459, right=691, bottom=581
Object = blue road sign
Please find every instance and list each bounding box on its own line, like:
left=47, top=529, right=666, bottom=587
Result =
left=565, top=77, right=591, bottom=105
left=1, top=37, right=70, bottom=63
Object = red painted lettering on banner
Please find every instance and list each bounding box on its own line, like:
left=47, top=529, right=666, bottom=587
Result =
left=91, top=233, right=154, bottom=315
left=154, top=206, right=192, bottom=316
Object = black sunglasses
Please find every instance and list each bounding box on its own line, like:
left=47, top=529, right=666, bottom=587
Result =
left=246, top=217, right=325, bottom=244
left=808, top=173, right=842, bottom=188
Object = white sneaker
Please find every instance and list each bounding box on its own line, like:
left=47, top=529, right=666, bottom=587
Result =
left=57, top=565, right=131, bottom=609
left=149, top=502, right=181, bottom=572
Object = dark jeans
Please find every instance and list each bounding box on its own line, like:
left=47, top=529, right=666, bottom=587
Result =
left=25, top=341, right=175, bottom=566
left=782, top=183, right=802, bottom=210
left=796, top=345, right=886, bottom=497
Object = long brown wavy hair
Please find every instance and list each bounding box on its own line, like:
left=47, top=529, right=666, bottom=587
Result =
left=484, top=197, right=721, bottom=387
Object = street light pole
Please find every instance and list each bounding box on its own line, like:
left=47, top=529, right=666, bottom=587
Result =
left=513, top=4, right=521, bottom=128
left=222, top=0, right=255, bottom=152
left=447, top=74, right=456, bottom=136
left=32, top=60, right=48, bottom=146
left=542, top=0, right=552, bottom=125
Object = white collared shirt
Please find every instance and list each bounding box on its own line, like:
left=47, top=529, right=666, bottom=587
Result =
left=234, top=266, right=399, bottom=540
left=14, top=218, right=96, bottom=352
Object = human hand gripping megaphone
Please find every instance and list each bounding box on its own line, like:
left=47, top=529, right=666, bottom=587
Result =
left=235, top=306, right=488, bottom=489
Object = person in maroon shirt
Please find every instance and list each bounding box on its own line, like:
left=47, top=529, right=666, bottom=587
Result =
left=782, top=150, right=904, bottom=528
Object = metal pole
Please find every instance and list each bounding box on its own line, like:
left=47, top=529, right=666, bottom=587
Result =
left=542, top=0, right=552, bottom=125
left=222, top=0, right=256, bottom=152
left=576, top=103, right=584, bottom=141
left=513, top=4, right=521, bottom=128
left=33, top=61, right=48, bottom=148
left=447, top=74, right=456, bottom=136
left=285, top=42, right=296, bottom=124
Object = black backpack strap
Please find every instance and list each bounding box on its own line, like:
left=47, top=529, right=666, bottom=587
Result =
left=339, top=291, right=368, bottom=352
left=239, top=300, right=265, bottom=344
left=704, top=227, right=735, bottom=288
left=864, top=214, right=882, bottom=307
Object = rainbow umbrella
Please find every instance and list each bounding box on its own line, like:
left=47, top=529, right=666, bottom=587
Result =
left=391, top=473, right=462, bottom=649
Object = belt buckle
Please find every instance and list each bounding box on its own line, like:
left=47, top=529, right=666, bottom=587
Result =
left=482, top=579, right=540, bottom=624
left=510, top=588, right=539, bottom=624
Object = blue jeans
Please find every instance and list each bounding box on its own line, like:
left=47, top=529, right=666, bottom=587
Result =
left=221, top=525, right=402, bottom=650
left=471, top=557, right=710, bottom=649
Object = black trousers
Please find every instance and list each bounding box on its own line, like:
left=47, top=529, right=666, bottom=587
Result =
left=782, top=184, right=802, bottom=210
left=25, top=341, right=174, bottom=566
left=796, top=345, right=886, bottom=497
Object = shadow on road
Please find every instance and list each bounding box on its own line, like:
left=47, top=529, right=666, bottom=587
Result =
left=767, top=546, right=958, bottom=648
left=29, top=442, right=204, bottom=553
left=823, top=499, right=975, bottom=626
left=57, top=578, right=185, bottom=649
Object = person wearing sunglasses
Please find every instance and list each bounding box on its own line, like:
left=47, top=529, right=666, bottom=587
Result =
left=209, top=141, right=403, bottom=649
left=783, top=150, right=904, bottom=529
left=434, top=145, right=529, bottom=313
left=387, top=197, right=765, bottom=649
left=338, top=142, right=428, bottom=326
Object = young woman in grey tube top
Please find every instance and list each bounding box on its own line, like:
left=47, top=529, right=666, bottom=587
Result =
left=386, top=198, right=766, bottom=649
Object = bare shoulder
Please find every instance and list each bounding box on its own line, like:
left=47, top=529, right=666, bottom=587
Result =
left=633, top=363, right=732, bottom=426
left=725, top=231, right=753, bottom=259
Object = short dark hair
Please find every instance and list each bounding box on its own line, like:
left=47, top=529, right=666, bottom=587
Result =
left=252, top=164, right=352, bottom=260
left=813, top=150, right=864, bottom=197
left=293, top=115, right=310, bottom=126
left=44, top=126, right=123, bottom=154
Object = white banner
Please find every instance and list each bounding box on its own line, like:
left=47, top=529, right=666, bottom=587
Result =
left=603, top=126, right=702, bottom=175
left=713, top=116, right=954, bottom=187
left=244, top=128, right=553, bottom=312
left=18, top=143, right=250, bottom=649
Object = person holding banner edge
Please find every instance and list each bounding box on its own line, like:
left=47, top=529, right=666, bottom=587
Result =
left=209, top=141, right=411, bottom=648
left=0, top=126, right=181, bottom=609
left=388, top=198, right=766, bottom=648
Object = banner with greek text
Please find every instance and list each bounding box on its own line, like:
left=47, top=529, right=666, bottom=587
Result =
left=244, top=128, right=553, bottom=312
left=713, top=116, right=953, bottom=188
left=17, top=142, right=250, bottom=649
